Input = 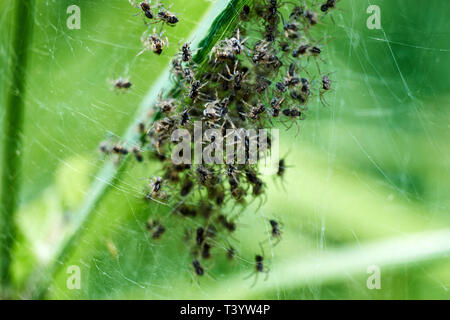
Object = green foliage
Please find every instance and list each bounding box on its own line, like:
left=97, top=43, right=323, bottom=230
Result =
left=0, top=0, right=450, bottom=299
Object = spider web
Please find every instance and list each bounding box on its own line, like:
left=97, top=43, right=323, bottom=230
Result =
left=2, top=0, right=450, bottom=300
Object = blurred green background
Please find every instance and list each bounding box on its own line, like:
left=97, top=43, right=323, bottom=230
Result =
left=1, top=0, right=450, bottom=299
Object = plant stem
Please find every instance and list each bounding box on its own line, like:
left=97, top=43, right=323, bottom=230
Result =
left=32, top=0, right=250, bottom=299
left=0, top=0, right=35, bottom=291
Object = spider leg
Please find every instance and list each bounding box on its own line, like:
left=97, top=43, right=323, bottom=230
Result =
left=244, top=271, right=255, bottom=280
left=189, top=271, right=201, bottom=287
left=285, top=119, right=294, bottom=131
left=249, top=273, right=259, bottom=288
left=319, top=91, right=330, bottom=107
left=330, top=13, right=336, bottom=25
left=294, top=120, right=301, bottom=137
left=218, top=73, right=231, bottom=82
left=225, top=63, right=233, bottom=78
left=233, top=60, right=239, bottom=74
left=313, top=57, right=322, bottom=74
left=259, top=242, right=266, bottom=257
left=279, top=118, right=289, bottom=130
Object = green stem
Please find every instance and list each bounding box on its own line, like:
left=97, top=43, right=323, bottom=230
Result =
left=1, top=0, right=35, bottom=292
left=32, top=0, right=250, bottom=299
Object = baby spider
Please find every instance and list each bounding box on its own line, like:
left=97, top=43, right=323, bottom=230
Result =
left=130, top=0, right=154, bottom=20
left=190, top=258, right=217, bottom=283
left=218, top=61, right=248, bottom=90
left=210, top=46, right=236, bottom=64
left=132, top=146, right=143, bottom=162
left=180, top=108, right=191, bottom=126
left=225, top=29, right=248, bottom=55
left=282, top=107, right=305, bottom=118
left=181, top=65, right=196, bottom=84
left=139, top=28, right=168, bottom=56
left=240, top=4, right=251, bottom=21
left=306, top=37, right=330, bottom=73
left=283, top=63, right=301, bottom=88
left=289, top=5, right=305, bottom=21
left=145, top=176, right=167, bottom=201
left=275, top=81, right=287, bottom=93
left=99, top=141, right=111, bottom=155
left=270, top=96, right=284, bottom=117
left=300, top=77, right=311, bottom=96
left=283, top=21, right=300, bottom=39
left=209, top=29, right=246, bottom=65
left=260, top=217, right=284, bottom=246
left=170, top=57, right=184, bottom=79
left=179, top=42, right=192, bottom=62
left=255, top=76, right=272, bottom=93
left=252, top=40, right=272, bottom=64
left=113, top=77, right=132, bottom=90
left=322, top=74, right=332, bottom=90
left=112, top=143, right=129, bottom=155
left=245, top=168, right=264, bottom=196
left=188, top=80, right=208, bottom=101
left=154, top=117, right=176, bottom=136
left=156, top=96, right=177, bottom=114
left=242, top=101, right=266, bottom=121
left=155, top=4, right=179, bottom=26
left=180, top=178, right=194, bottom=197
left=245, top=244, right=270, bottom=287
left=321, top=0, right=337, bottom=13
left=192, top=259, right=204, bottom=276
left=201, top=242, right=212, bottom=259
left=280, top=107, right=306, bottom=136
left=292, top=42, right=310, bottom=58
left=226, top=246, right=236, bottom=260
left=195, top=226, right=207, bottom=246
left=196, top=165, right=220, bottom=187
left=256, top=0, right=283, bottom=26
left=279, top=41, right=290, bottom=52
left=269, top=219, right=282, bottom=244
left=217, top=214, right=237, bottom=233
left=277, top=158, right=286, bottom=177
left=304, top=10, right=318, bottom=27
left=146, top=219, right=166, bottom=240
left=203, top=98, right=228, bottom=124
left=319, top=74, right=333, bottom=106
left=320, top=0, right=340, bottom=23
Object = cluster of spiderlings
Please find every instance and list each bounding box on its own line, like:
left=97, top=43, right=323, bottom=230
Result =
left=101, top=0, right=336, bottom=279
left=129, top=0, right=179, bottom=56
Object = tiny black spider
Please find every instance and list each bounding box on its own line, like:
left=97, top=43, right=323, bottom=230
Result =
left=196, top=227, right=205, bottom=246
left=132, top=147, right=143, bottom=162
left=202, top=242, right=212, bottom=259
left=277, top=159, right=286, bottom=177
left=157, top=8, right=179, bottom=25
left=180, top=42, right=192, bottom=62
left=180, top=179, right=194, bottom=196
left=240, top=4, right=251, bottom=20
left=269, top=219, right=282, bottom=240
left=192, top=259, right=204, bottom=276
left=113, top=78, right=132, bottom=90
left=146, top=220, right=166, bottom=240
